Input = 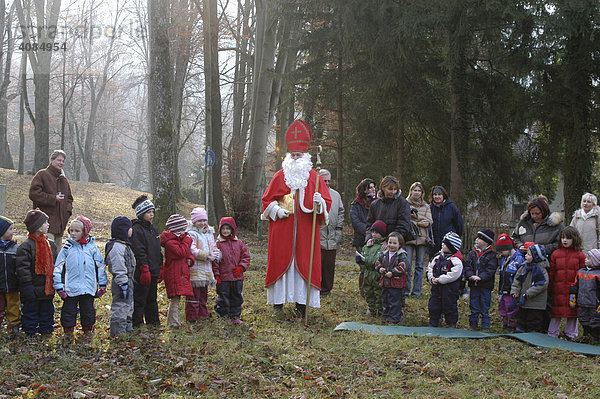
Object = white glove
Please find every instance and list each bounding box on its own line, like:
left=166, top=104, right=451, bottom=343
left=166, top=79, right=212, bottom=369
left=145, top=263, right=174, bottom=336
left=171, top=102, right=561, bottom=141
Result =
left=277, top=208, right=289, bottom=219
left=207, top=252, right=216, bottom=261
left=313, top=192, right=323, bottom=203
left=212, top=249, right=222, bottom=262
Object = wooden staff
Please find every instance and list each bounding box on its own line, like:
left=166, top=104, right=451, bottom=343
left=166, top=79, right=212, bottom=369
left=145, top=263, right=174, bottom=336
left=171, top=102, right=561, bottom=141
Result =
left=305, top=145, right=322, bottom=326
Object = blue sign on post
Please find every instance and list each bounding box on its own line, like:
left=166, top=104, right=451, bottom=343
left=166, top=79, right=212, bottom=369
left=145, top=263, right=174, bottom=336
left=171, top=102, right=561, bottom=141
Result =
left=205, top=150, right=215, bottom=168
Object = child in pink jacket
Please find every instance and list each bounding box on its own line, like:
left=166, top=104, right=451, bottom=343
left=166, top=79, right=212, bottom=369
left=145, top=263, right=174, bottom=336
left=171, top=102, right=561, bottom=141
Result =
left=212, top=217, right=250, bottom=324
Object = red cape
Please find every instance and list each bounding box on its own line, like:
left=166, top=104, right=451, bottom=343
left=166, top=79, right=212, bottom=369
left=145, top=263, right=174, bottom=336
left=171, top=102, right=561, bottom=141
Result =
left=262, top=169, right=332, bottom=289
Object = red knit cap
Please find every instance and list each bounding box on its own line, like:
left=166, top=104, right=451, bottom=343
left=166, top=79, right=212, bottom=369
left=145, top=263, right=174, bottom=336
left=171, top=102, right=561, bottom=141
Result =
left=285, top=120, right=311, bottom=152
left=495, top=233, right=514, bottom=251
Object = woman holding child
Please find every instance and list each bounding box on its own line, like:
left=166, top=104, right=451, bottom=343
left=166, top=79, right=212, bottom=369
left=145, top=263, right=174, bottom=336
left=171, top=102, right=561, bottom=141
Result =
left=512, top=196, right=564, bottom=257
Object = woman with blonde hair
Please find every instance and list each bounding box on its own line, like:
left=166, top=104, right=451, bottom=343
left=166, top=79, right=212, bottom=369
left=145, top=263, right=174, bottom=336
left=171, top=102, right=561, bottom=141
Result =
left=570, top=192, right=600, bottom=252
left=404, top=182, right=432, bottom=297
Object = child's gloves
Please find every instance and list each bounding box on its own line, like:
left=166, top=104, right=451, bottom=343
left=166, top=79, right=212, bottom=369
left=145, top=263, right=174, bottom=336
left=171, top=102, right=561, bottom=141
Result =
left=96, top=287, right=106, bottom=298
left=21, top=284, right=36, bottom=302
left=233, top=267, right=244, bottom=278
left=507, top=297, right=519, bottom=312
left=519, top=293, right=527, bottom=306
left=57, top=289, right=68, bottom=300
left=139, top=264, right=151, bottom=286
left=378, top=267, right=385, bottom=274
left=569, top=294, right=577, bottom=309
left=215, top=276, right=222, bottom=285
left=120, top=283, right=129, bottom=299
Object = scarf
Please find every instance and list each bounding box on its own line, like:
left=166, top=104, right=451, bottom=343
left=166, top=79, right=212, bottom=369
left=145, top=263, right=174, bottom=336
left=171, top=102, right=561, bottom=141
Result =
left=517, top=262, right=546, bottom=286
left=29, top=233, right=54, bottom=296
left=354, top=196, right=371, bottom=210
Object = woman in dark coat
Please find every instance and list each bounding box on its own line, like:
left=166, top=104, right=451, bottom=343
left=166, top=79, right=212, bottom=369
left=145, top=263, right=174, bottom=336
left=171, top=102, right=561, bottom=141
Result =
left=429, top=186, right=463, bottom=257
left=350, top=178, right=376, bottom=298
left=365, top=176, right=411, bottom=243
left=511, top=196, right=564, bottom=257
left=350, top=178, right=376, bottom=251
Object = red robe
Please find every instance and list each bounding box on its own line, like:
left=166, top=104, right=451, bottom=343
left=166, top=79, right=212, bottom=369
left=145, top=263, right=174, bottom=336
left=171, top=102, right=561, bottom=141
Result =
left=262, top=169, right=332, bottom=289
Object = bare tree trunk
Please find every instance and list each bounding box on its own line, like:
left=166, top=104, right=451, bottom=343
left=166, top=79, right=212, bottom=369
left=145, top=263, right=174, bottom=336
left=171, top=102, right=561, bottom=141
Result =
left=17, top=50, right=27, bottom=174
left=447, top=1, right=467, bottom=211
left=240, top=0, right=278, bottom=226
left=229, top=0, right=252, bottom=195
left=15, top=0, right=62, bottom=172
left=203, top=0, right=226, bottom=223
left=0, top=1, right=16, bottom=169
left=148, top=0, right=177, bottom=229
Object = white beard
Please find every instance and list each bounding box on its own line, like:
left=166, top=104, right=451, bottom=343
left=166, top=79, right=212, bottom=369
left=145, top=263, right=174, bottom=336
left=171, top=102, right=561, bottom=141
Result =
left=282, top=153, right=312, bottom=191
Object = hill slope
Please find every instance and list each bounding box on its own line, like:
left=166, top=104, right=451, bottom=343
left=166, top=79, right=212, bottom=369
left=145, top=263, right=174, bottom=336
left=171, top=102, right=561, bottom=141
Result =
left=0, top=167, right=199, bottom=238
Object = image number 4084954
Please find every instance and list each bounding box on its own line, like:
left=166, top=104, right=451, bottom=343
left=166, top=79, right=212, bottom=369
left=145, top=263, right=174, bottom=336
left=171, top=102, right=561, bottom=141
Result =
left=18, top=42, right=67, bottom=52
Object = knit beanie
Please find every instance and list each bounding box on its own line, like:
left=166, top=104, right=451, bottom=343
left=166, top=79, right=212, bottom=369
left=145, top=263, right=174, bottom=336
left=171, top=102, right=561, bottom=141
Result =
left=111, top=216, right=132, bottom=241
left=587, top=249, right=600, bottom=267
left=0, top=215, right=13, bottom=238
left=76, top=215, right=93, bottom=237
left=132, top=195, right=155, bottom=219
left=370, top=220, right=387, bottom=237
left=495, top=233, right=514, bottom=251
left=523, top=241, right=535, bottom=250
left=190, top=207, right=208, bottom=223
left=528, top=244, right=547, bottom=264
left=166, top=214, right=188, bottom=235
left=442, top=232, right=462, bottom=253
left=476, top=228, right=495, bottom=245
left=23, top=209, right=49, bottom=233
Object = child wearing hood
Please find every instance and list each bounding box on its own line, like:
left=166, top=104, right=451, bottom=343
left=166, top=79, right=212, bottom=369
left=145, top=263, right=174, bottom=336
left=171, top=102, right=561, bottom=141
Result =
left=510, top=242, right=549, bottom=333
left=212, top=217, right=251, bottom=324
left=53, top=216, right=107, bottom=336
left=160, top=214, right=195, bottom=328
left=186, top=207, right=220, bottom=322
left=105, top=216, right=135, bottom=336
left=569, top=248, right=600, bottom=343
left=495, top=233, right=525, bottom=330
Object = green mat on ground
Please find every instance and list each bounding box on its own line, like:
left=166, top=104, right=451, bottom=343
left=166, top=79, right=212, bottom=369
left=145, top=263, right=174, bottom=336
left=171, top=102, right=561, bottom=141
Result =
left=333, top=322, right=600, bottom=356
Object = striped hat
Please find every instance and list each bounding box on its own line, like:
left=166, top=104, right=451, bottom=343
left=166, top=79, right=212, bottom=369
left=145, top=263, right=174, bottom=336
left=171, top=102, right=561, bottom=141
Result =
left=587, top=249, right=600, bottom=267
left=476, top=228, right=495, bottom=245
left=132, top=195, right=155, bottom=218
left=166, top=214, right=188, bottom=235
left=442, top=232, right=462, bottom=253
left=23, top=209, right=49, bottom=233
left=528, top=244, right=547, bottom=264
left=0, top=215, right=13, bottom=238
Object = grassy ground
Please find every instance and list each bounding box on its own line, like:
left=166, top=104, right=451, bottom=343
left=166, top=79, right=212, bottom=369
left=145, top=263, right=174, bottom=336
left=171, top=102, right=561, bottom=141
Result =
left=1, top=167, right=600, bottom=398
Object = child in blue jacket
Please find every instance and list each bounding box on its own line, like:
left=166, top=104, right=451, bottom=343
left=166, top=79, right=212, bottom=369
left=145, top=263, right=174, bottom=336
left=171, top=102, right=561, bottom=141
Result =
left=495, top=233, right=524, bottom=330
left=54, top=216, right=107, bottom=336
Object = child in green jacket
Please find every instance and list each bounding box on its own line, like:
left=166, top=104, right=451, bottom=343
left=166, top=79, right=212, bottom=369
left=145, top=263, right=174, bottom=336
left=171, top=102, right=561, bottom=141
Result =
left=356, top=221, right=387, bottom=316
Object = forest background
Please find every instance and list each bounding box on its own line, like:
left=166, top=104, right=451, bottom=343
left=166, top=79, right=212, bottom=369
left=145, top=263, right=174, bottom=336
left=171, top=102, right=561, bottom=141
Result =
left=0, top=0, right=599, bottom=229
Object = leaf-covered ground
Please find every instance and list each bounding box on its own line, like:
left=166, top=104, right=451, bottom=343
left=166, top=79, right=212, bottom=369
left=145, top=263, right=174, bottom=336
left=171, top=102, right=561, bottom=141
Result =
left=1, top=167, right=600, bottom=398
left=1, top=255, right=599, bottom=398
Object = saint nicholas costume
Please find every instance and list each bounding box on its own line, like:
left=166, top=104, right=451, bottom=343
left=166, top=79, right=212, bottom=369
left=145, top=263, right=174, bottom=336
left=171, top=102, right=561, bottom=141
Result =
left=261, top=120, right=332, bottom=308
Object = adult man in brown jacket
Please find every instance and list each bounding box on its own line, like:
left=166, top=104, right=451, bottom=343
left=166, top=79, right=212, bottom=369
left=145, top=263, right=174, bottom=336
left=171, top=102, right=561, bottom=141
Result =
left=29, top=150, right=73, bottom=247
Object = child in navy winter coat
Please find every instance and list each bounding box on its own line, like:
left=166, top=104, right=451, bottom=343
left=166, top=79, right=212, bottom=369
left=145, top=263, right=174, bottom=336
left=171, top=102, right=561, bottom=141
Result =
left=495, top=233, right=524, bottom=330
left=427, top=232, right=463, bottom=328
left=213, top=217, right=251, bottom=324
left=53, top=216, right=107, bottom=336
left=0, top=216, right=20, bottom=333
left=375, top=232, right=408, bottom=323
left=464, top=228, right=498, bottom=330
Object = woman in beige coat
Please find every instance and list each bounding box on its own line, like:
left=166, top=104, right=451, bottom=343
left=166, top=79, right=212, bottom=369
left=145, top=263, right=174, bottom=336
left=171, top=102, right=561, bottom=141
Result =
left=570, top=192, right=600, bottom=252
left=405, top=182, right=433, bottom=297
